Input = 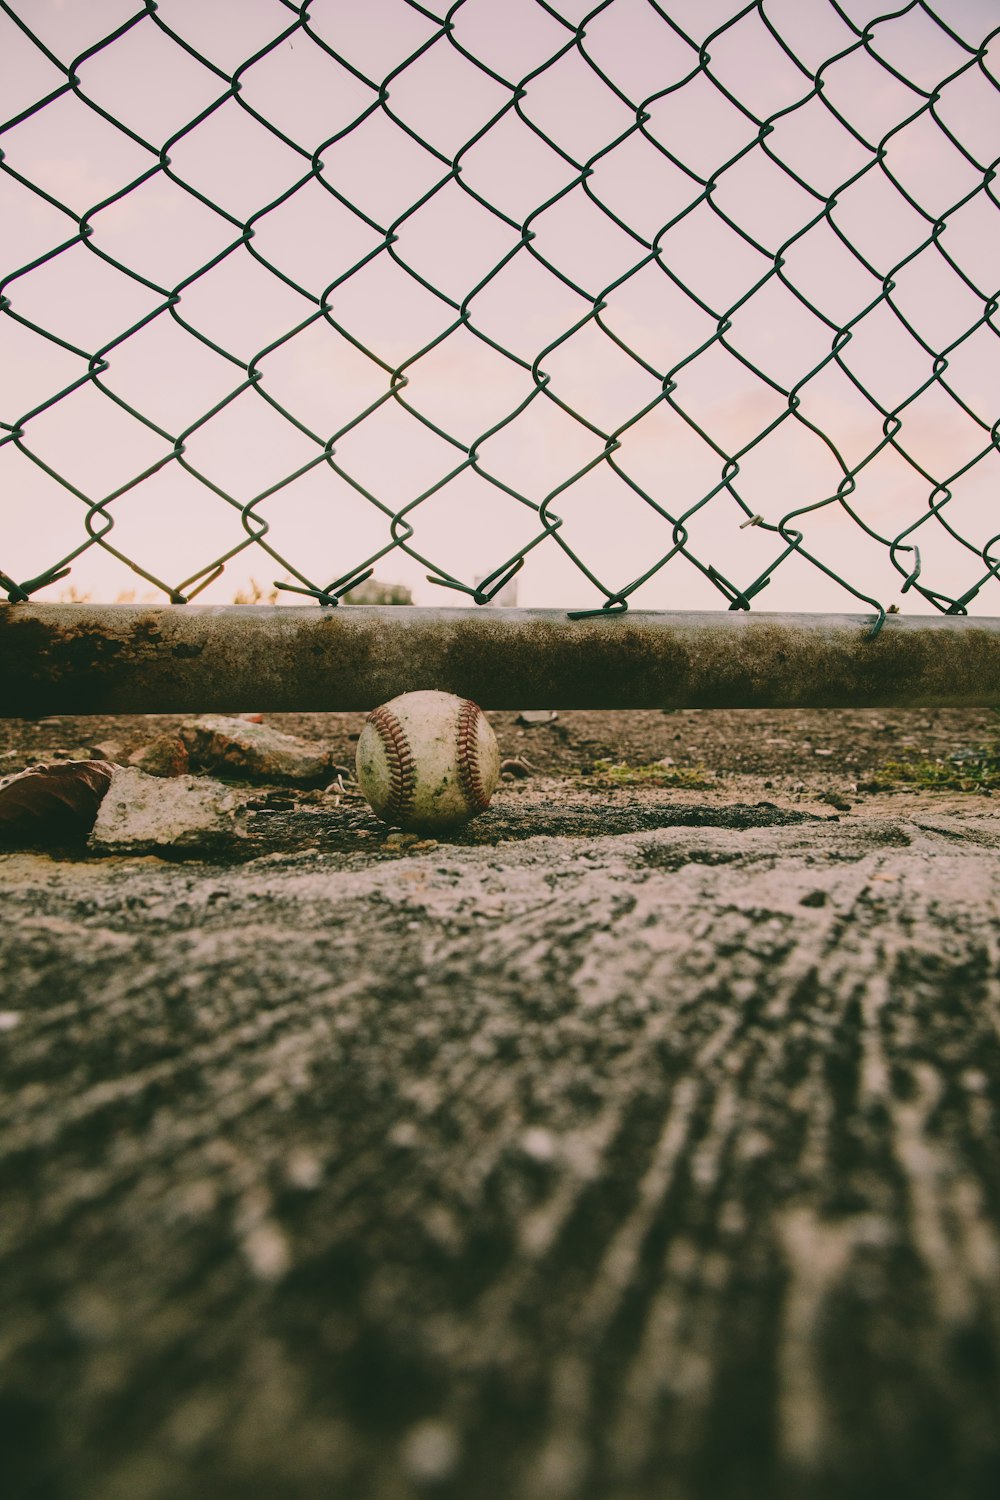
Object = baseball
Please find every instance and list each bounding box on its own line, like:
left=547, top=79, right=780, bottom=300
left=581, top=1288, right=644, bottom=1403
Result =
left=355, top=690, right=501, bottom=833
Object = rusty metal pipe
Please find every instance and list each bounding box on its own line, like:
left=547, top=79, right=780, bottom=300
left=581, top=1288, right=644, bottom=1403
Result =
left=2, top=603, right=1000, bottom=715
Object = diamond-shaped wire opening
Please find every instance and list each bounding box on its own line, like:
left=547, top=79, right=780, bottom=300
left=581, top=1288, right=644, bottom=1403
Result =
left=518, top=46, right=637, bottom=164
left=710, top=145, right=822, bottom=255
left=739, top=0, right=855, bottom=78
left=0, top=89, right=153, bottom=213
left=836, top=298, right=940, bottom=414
left=668, top=341, right=788, bottom=455
left=166, top=96, right=307, bottom=224
left=249, top=177, right=382, bottom=299
left=249, top=460, right=404, bottom=589
left=475, top=393, right=605, bottom=503
left=724, top=276, right=835, bottom=393
left=237, top=31, right=375, bottom=153
left=719, top=409, right=846, bottom=517
left=829, top=167, right=934, bottom=279
left=306, top=0, right=442, bottom=86
left=325, top=251, right=458, bottom=365
left=891, top=381, right=996, bottom=483
left=396, top=326, right=535, bottom=450
left=153, top=0, right=299, bottom=76
left=539, top=319, right=663, bottom=435
left=866, top=5, right=974, bottom=95
left=386, top=36, right=512, bottom=160
left=458, top=108, right=576, bottom=224
left=396, top=468, right=547, bottom=586
left=528, top=183, right=648, bottom=297
left=937, top=190, right=1000, bottom=298
left=934, top=62, right=1000, bottom=171
left=329, top=399, right=466, bottom=512
left=317, top=109, right=448, bottom=231
left=5, top=240, right=165, bottom=355
left=819, top=44, right=927, bottom=148
left=656, top=201, right=772, bottom=314
left=764, top=92, right=871, bottom=200
left=779, top=217, right=883, bottom=330
left=15, top=378, right=173, bottom=499
left=89, top=171, right=237, bottom=291
left=392, top=180, right=521, bottom=302
left=888, top=243, right=991, bottom=355
left=793, top=359, right=896, bottom=473
left=881, top=110, right=987, bottom=223
left=582, top=0, right=696, bottom=106
left=173, top=248, right=314, bottom=366
left=450, top=0, right=572, bottom=87
left=645, top=71, right=758, bottom=183
left=180, top=386, right=323, bottom=500
left=587, top=131, right=702, bottom=244
left=703, top=7, right=813, bottom=122
left=465, top=247, right=592, bottom=363
left=0, top=317, right=87, bottom=425
left=257, top=320, right=392, bottom=443
left=75, top=14, right=224, bottom=147
left=81, top=459, right=258, bottom=596
left=600, top=262, right=718, bottom=378
left=612, top=401, right=731, bottom=512
left=537, top=461, right=686, bottom=600
left=98, top=312, right=244, bottom=437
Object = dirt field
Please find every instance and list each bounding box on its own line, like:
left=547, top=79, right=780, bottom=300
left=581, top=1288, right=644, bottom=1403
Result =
left=2, top=707, right=1000, bottom=1500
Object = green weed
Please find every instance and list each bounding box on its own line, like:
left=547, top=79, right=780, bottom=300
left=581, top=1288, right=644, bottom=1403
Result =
left=586, top=758, right=715, bottom=790
left=871, top=750, right=1000, bottom=793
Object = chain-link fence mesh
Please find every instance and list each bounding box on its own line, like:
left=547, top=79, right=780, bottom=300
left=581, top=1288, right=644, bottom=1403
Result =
left=1, top=0, right=998, bottom=633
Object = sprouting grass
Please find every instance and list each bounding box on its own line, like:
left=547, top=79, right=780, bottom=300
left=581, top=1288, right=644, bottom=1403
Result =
left=870, top=749, right=1000, bottom=794
left=585, top=758, right=715, bottom=790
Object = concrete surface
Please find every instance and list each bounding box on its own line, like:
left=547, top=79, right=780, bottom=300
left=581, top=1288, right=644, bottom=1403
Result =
left=3, top=797, right=1000, bottom=1499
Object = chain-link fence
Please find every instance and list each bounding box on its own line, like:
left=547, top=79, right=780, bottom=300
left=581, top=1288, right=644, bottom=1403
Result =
left=1, top=0, right=998, bottom=634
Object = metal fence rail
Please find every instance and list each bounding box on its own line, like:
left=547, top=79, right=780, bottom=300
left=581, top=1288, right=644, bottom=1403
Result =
left=1, top=0, right=998, bottom=637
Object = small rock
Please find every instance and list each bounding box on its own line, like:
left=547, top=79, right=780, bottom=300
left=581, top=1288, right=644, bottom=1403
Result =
left=516, top=710, right=558, bottom=728
left=400, top=1420, right=460, bottom=1485
left=800, top=889, right=828, bottom=908
left=0, top=760, right=115, bottom=847
left=89, top=767, right=251, bottom=854
left=128, top=735, right=191, bottom=778
left=178, top=715, right=332, bottom=786
left=89, top=740, right=128, bottom=765
left=385, top=831, right=420, bottom=849
left=500, top=756, right=534, bottom=779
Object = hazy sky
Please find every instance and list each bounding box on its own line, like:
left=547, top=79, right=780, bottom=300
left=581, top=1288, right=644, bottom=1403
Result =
left=1, top=0, right=998, bottom=616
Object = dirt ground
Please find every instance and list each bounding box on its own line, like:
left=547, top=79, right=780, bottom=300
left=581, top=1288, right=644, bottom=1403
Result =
left=2, top=706, right=1000, bottom=1500
left=2, top=705, right=997, bottom=850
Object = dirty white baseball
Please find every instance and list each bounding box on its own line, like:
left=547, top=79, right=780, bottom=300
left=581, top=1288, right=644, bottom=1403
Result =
left=355, top=690, right=501, bottom=833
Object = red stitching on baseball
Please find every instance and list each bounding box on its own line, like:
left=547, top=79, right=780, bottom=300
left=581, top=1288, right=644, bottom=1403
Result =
left=366, top=704, right=416, bottom=823
left=456, top=699, right=490, bottom=813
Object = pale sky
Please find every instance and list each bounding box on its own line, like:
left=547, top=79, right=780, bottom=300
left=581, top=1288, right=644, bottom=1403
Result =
left=1, top=0, right=998, bottom=616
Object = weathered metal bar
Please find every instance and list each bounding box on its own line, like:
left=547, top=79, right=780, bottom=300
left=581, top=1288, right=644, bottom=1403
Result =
left=2, top=603, right=1000, bottom=715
